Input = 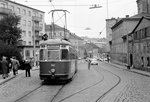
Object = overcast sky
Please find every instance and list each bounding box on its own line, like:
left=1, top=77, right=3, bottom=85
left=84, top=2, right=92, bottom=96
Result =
left=14, top=0, right=137, bottom=38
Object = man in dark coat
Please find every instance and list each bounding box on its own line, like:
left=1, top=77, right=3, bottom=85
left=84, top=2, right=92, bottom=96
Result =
left=24, top=59, right=32, bottom=77
left=1, top=56, right=8, bottom=79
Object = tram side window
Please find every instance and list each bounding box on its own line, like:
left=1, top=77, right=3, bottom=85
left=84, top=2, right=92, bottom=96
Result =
left=61, top=49, right=69, bottom=60
left=40, top=49, right=44, bottom=60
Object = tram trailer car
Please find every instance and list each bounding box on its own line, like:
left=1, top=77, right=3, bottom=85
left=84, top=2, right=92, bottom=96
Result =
left=39, top=39, right=78, bottom=81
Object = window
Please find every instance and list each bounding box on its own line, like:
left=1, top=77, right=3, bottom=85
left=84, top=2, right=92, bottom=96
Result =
left=22, top=9, right=26, bottom=15
left=134, top=32, right=137, bottom=40
left=23, top=20, right=26, bottom=26
left=47, top=50, right=60, bottom=60
left=147, top=27, right=150, bottom=37
left=22, top=31, right=26, bottom=37
left=1, top=3, right=7, bottom=8
left=23, top=41, right=26, bottom=45
left=10, top=5, right=14, bottom=12
left=25, top=50, right=30, bottom=57
left=61, top=49, right=69, bottom=60
left=40, top=49, right=44, bottom=60
left=144, top=28, right=147, bottom=38
left=28, top=31, right=31, bottom=37
left=28, top=41, right=31, bottom=45
left=40, top=14, right=42, bottom=18
left=17, top=8, right=21, bottom=14
left=28, top=11, right=31, bottom=16
left=28, top=21, right=31, bottom=26
left=147, top=57, right=150, bottom=67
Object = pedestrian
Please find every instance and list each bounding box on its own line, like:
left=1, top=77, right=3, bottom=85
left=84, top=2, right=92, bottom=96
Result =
left=24, top=58, right=32, bottom=77
left=88, top=59, right=91, bottom=70
left=7, top=57, right=12, bottom=77
left=11, top=56, right=20, bottom=76
left=1, top=56, right=8, bottom=79
left=107, top=55, right=110, bottom=63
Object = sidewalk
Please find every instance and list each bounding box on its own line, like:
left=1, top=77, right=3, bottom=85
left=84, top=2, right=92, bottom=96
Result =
left=108, top=61, right=150, bottom=77
left=0, top=66, right=39, bottom=85
left=0, top=70, right=24, bottom=85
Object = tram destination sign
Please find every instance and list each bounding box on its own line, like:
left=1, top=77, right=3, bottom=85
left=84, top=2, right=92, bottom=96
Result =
left=47, top=45, right=60, bottom=49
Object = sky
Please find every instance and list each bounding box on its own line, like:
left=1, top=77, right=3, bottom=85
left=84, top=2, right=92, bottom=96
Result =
left=14, top=0, right=137, bottom=38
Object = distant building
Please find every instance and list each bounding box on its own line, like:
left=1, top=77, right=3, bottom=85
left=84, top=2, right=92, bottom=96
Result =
left=45, top=24, right=70, bottom=39
left=45, top=24, right=86, bottom=58
left=0, top=0, right=45, bottom=60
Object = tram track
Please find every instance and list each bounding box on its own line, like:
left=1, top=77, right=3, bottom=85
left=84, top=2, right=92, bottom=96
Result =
left=56, top=70, right=104, bottom=102
left=52, top=64, right=121, bottom=102
left=14, top=62, right=122, bottom=102
left=14, top=84, right=43, bottom=102
left=95, top=66, right=121, bottom=102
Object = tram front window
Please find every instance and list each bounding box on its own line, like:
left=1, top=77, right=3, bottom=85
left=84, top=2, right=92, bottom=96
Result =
left=61, top=49, right=69, bottom=60
left=48, top=50, right=60, bottom=60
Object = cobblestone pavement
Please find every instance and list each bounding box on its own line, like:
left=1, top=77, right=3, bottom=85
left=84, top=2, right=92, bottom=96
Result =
left=102, top=61, right=150, bottom=102
left=114, top=77, right=150, bottom=102
left=0, top=70, right=41, bottom=102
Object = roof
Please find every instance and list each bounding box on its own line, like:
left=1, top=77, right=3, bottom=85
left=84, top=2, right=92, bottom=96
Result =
left=69, top=33, right=83, bottom=40
left=130, top=16, right=150, bottom=34
left=130, top=13, right=150, bottom=18
left=6, top=0, right=45, bottom=13
left=40, top=39, right=71, bottom=45
left=111, top=13, right=150, bottom=30
left=111, top=17, right=140, bottom=30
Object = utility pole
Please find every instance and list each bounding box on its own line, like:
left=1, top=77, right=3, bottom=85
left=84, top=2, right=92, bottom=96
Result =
left=33, top=20, right=36, bottom=67
left=106, top=0, right=109, bottom=19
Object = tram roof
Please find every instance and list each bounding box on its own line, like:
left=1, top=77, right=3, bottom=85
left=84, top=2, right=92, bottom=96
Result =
left=40, top=39, right=72, bottom=45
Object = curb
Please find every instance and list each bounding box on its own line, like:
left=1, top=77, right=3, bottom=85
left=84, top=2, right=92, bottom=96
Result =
left=108, top=62, right=150, bottom=77
left=0, top=76, right=16, bottom=85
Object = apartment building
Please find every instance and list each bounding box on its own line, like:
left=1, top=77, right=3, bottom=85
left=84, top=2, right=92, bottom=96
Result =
left=0, top=0, right=45, bottom=60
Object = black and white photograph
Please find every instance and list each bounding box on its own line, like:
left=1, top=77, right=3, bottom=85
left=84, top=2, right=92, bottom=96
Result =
left=0, top=0, right=150, bottom=102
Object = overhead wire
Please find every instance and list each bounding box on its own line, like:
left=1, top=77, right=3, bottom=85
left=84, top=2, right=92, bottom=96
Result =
left=49, top=2, right=65, bottom=26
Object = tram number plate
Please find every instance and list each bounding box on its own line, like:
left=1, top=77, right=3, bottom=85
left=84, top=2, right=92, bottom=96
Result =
left=51, top=64, right=55, bottom=67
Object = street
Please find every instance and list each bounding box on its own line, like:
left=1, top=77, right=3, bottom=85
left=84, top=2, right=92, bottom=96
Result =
left=0, top=60, right=150, bottom=102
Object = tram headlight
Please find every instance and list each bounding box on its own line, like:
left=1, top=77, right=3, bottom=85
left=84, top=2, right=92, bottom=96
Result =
left=51, top=68, right=55, bottom=73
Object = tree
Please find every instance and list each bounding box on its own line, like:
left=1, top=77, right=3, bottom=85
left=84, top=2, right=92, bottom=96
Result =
left=0, top=13, right=22, bottom=45
left=0, top=13, right=22, bottom=60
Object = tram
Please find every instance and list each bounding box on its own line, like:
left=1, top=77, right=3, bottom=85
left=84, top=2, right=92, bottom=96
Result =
left=39, top=39, right=78, bottom=81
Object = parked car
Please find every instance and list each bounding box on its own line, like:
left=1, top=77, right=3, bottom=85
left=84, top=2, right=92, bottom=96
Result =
left=90, top=59, right=98, bottom=65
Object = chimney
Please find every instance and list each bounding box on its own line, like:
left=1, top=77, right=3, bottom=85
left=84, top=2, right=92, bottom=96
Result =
left=126, top=15, right=129, bottom=18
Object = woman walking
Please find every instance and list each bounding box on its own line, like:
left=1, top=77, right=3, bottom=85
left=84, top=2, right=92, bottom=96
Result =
left=1, top=56, right=8, bottom=79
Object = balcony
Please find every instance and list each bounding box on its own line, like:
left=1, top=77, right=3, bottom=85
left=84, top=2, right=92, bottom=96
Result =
left=0, top=7, right=11, bottom=15
left=33, top=25, right=43, bottom=31
left=32, top=16, right=42, bottom=22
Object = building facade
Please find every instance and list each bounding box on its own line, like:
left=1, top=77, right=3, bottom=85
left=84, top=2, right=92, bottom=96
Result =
left=130, top=16, right=150, bottom=70
left=105, top=18, right=119, bottom=54
left=0, top=0, right=45, bottom=61
left=111, top=17, right=140, bottom=65
left=137, top=0, right=150, bottom=14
